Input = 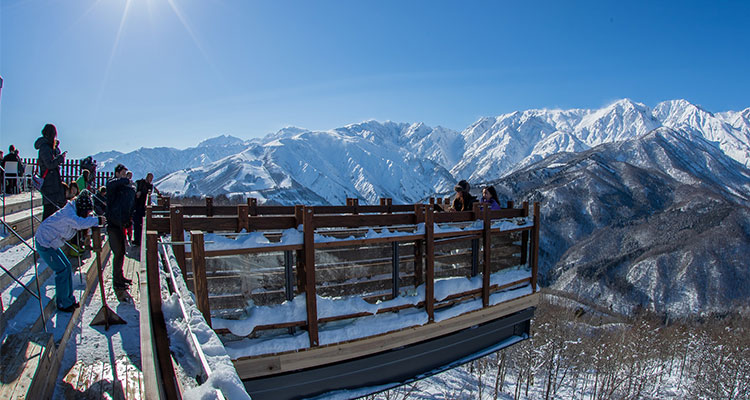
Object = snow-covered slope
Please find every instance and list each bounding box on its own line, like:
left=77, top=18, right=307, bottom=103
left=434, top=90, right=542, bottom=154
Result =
left=488, top=127, right=750, bottom=317
left=94, top=98, right=749, bottom=206
left=158, top=123, right=456, bottom=204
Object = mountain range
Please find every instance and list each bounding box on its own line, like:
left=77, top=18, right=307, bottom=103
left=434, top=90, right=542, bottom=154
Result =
left=94, top=98, right=750, bottom=205
left=92, top=98, right=750, bottom=317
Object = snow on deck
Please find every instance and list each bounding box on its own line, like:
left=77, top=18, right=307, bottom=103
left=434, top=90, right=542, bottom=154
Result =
left=214, top=266, right=533, bottom=359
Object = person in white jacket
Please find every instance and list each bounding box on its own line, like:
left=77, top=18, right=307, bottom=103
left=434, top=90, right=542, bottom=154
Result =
left=35, top=190, right=101, bottom=312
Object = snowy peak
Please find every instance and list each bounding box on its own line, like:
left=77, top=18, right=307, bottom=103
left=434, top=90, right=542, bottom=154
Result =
left=197, top=134, right=248, bottom=147
left=575, top=99, right=660, bottom=145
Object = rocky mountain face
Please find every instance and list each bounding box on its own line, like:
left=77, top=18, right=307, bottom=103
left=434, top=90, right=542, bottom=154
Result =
left=489, top=127, right=750, bottom=317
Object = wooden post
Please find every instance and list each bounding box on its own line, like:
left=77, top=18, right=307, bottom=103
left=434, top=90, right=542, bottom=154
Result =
left=413, top=204, right=424, bottom=286
left=387, top=198, right=393, bottom=214
left=482, top=204, right=491, bottom=307
left=190, top=231, right=211, bottom=327
left=531, top=202, right=540, bottom=293
left=392, top=241, right=400, bottom=299
left=352, top=198, right=359, bottom=214
left=248, top=198, right=258, bottom=216
left=205, top=197, right=214, bottom=217
left=380, top=198, right=387, bottom=206
left=507, top=200, right=515, bottom=209
left=424, top=204, right=435, bottom=323
left=170, top=206, right=186, bottom=278
left=521, top=201, right=529, bottom=265
left=145, top=205, right=153, bottom=236
left=237, top=204, right=249, bottom=233
left=303, top=207, right=319, bottom=346
left=146, top=232, right=180, bottom=399
left=294, top=205, right=306, bottom=293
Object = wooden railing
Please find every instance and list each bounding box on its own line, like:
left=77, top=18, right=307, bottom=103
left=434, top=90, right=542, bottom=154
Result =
left=145, top=197, right=540, bottom=349
left=20, top=158, right=114, bottom=189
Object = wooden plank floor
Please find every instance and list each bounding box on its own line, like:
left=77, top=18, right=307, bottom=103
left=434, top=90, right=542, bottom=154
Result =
left=59, top=247, right=144, bottom=399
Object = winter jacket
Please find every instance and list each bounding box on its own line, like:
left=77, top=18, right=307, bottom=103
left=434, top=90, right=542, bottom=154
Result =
left=35, top=201, right=99, bottom=249
left=106, top=177, right=135, bottom=228
left=481, top=197, right=502, bottom=210
left=452, top=191, right=477, bottom=212
left=134, top=178, right=153, bottom=212
left=34, top=136, right=66, bottom=208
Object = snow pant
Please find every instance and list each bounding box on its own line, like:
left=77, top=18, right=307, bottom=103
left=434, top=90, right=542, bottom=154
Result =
left=36, top=244, right=76, bottom=309
left=107, top=224, right=127, bottom=285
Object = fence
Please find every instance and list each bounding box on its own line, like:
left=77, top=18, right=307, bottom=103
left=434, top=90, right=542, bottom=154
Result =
left=146, top=197, right=539, bottom=348
left=20, top=158, right=115, bottom=190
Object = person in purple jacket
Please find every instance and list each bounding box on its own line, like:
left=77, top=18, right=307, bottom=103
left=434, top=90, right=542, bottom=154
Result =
left=481, top=185, right=502, bottom=210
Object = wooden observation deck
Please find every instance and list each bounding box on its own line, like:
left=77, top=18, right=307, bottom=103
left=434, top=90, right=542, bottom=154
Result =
left=141, top=197, right=540, bottom=399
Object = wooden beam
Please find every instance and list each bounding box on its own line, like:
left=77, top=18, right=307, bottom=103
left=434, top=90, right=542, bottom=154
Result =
left=190, top=231, right=212, bottom=327
left=205, top=196, right=214, bottom=217
left=237, top=204, right=249, bottom=233
left=248, top=198, right=258, bottom=216
left=295, top=205, right=306, bottom=294
left=145, top=232, right=180, bottom=399
left=521, top=201, right=529, bottom=265
left=531, top=202, right=540, bottom=293
left=424, top=204, right=435, bottom=322
left=482, top=205, right=491, bottom=307
left=303, top=207, right=319, bottom=346
left=169, top=206, right=187, bottom=279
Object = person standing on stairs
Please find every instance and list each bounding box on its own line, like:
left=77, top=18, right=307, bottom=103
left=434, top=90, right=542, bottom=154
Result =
left=34, top=123, right=67, bottom=220
left=35, top=190, right=101, bottom=312
left=106, top=164, right=135, bottom=290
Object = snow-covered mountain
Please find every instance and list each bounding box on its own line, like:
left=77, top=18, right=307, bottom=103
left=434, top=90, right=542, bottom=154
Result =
left=156, top=122, right=456, bottom=204
left=92, top=134, right=256, bottom=181
left=86, top=98, right=750, bottom=316
left=92, top=99, right=750, bottom=206
left=488, top=127, right=750, bottom=317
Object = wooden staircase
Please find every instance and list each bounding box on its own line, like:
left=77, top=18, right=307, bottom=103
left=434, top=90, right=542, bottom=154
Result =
left=0, top=192, right=109, bottom=399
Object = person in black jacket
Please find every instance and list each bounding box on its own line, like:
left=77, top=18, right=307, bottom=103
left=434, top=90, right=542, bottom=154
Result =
left=2, top=145, right=23, bottom=194
left=106, top=164, right=135, bottom=290
left=132, top=172, right=160, bottom=246
left=35, top=124, right=67, bottom=219
left=450, top=180, right=477, bottom=212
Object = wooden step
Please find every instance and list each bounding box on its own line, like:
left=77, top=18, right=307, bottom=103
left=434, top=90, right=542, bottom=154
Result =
left=0, top=331, right=56, bottom=399
left=0, top=249, right=36, bottom=294
left=0, top=194, right=43, bottom=215
left=0, top=205, right=45, bottom=248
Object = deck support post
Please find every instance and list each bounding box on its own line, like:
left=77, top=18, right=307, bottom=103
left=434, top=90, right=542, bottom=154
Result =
left=391, top=241, right=400, bottom=299
left=482, top=204, right=491, bottom=307
left=295, top=205, right=306, bottom=294
left=169, top=205, right=186, bottom=279
left=190, top=231, right=212, bottom=327
left=248, top=197, right=258, bottom=216
left=471, top=239, right=479, bottom=277
left=521, top=201, right=529, bottom=265
left=424, top=204, right=434, bottom=322
left=413, top=204, right=424, bottom=287
left=303, top=206, right=319, bottom=346
left=237, top=204, right=249, bottom=232
left=531, top=202, right=540, bottom=293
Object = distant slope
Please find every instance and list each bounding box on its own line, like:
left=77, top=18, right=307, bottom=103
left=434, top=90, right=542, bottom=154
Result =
left=489, top=127, right=750, bottom=317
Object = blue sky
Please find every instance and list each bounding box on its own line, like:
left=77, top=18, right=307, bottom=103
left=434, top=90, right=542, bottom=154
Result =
left=1, top=0, right=749, bottom=159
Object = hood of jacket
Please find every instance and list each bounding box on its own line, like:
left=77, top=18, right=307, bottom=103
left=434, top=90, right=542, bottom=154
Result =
left=34, top=136, right=52, bottom=150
